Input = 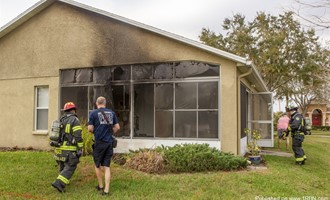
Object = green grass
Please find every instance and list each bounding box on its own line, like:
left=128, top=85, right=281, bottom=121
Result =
left=310, top=130, right=330, bottom=136
left=0, top=133, right=330, bottom=200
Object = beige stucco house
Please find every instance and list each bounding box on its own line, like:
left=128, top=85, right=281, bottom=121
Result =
left=305, top=103, right=330, bottom=126
left=0, top=0, right=273, bottom=155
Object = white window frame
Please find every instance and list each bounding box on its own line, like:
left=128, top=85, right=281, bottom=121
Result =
left=248, top=92, right=274, bottom=147
left=34, top=86, right=49, bottom=132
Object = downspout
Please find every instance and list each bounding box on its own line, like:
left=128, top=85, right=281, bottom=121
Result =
left=237, top=66, right=252, bottom=155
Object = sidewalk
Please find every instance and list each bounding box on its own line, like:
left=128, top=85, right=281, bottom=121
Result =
left=260, top=149, right=292, bottom=157
left=247, top=150, right=292, bottom=171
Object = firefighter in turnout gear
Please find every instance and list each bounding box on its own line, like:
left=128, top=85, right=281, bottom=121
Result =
left=51, top=102, right=83, bottom=193
left=287, top=106, right=307, bottom=165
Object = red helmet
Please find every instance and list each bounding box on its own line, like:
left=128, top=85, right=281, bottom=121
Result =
left=63, top=102, right=76, bottom=111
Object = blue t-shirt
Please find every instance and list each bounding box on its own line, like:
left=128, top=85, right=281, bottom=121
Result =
left=88, top=108, right=119, bottom=143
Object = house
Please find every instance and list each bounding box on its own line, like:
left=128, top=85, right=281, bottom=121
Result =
left=305, top=102, right=330, bottom=126
left=0, top=0, right=273, bottom=155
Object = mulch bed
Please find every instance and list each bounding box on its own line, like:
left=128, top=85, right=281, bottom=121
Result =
left=0, top=146, right=43, bottom=152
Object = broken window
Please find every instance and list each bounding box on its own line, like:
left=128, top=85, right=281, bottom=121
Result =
left=112, top=85, right=130, bottom=137
left=134, top=84, right=154, bottom=137
left=60, top=61, right=219, bottom=139
left=111, top=66, right=130, bottom=81
left=132, top=64, right=153, bottom=80
left=61, top=86, right=88, bottom=120
left=175, top=61, right=219, bottom=78
left=93, top=67, right=112, bottom=84
left=154, top=63, right=173, bottom=79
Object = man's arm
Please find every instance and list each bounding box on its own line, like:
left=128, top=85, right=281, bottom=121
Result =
left=88, top=125, right=94, bottom=133
left=113, top=123, right=120, bottom=134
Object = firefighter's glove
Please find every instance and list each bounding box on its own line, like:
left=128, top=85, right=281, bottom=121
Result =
left=76, top=150, right=83, bottom=158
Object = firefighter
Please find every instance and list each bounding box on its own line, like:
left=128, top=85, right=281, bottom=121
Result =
left=288, top=105, right=307, bottom=165
left=51, top=102, right=83, bottom=193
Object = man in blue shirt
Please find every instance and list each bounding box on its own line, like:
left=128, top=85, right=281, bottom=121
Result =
left=88, top=96, right=120, bottom=196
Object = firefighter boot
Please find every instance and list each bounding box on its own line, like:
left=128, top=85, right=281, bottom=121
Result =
left=52, top=180, right=65, bottom=193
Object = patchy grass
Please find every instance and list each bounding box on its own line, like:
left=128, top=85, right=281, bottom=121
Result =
left=310, top=130, right=330, bottom=136
left=0, top=134, right=330, bottom=199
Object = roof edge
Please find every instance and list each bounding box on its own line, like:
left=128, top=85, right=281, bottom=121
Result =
left=250, top=63, right=269, bottom=92
left=0, top=0, right=56, bottom=38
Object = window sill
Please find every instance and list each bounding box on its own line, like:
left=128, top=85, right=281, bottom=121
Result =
left=32, top=131, right=48, bottom=135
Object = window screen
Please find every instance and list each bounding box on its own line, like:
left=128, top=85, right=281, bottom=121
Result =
left=60, top=61, right=219, bottom=139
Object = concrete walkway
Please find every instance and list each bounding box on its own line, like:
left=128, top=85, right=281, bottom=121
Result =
left=259, top=134, right=330, bottom=158
left=247, top=150, right=292, bottom=171
left=260, top=149, right=292, bottom=157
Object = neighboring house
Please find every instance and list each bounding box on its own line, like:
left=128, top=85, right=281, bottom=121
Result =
left=0, top=0, right=273, bottom=155
left=305, top=103, right=330, bottom=126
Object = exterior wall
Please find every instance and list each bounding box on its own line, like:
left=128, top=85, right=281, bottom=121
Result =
left=0, top=77, right=58, bottom=149
left=220, top=62, right=238, bottom=154
left=0, top=2, right=239, bottom=153
left=306, top=104, right=330, bottom=126
left=306, top=104, right=327, bottom=113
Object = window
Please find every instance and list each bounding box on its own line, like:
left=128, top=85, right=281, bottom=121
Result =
left=35, top=86, right=49, bottom=131
left=60, top=61, right=219, bottom=139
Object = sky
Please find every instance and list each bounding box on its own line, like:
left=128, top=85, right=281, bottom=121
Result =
left=0, top=0, right=323, bottom=41
left=0, top=0, right=329, bottom=112
left=1, top=0, right=329, bottom=42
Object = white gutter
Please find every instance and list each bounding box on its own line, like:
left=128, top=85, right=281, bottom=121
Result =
left=237, top=66, right=253, bottom=155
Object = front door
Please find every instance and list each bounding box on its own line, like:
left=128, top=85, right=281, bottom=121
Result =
left=312, top=110, right=322, bottom=126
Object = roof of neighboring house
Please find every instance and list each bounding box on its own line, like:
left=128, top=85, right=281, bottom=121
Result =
left=0, top=0, right=268, bottom=92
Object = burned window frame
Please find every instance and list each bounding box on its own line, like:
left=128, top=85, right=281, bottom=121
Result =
left=60, top=61, right=219, bottom=139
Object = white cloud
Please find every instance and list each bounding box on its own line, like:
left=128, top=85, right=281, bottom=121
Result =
left=0, top=0, right=328, bottom=42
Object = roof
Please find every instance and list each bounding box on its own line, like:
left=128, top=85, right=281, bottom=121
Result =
left=0, top=0, right=268, bottom=91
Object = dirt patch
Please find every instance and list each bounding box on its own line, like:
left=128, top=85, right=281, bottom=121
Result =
left=0, top=146, right=43, bottom=152
left=0, top=191, right=45, bottom=200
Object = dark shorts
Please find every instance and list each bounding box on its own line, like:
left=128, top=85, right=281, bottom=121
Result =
left=278, top=129, right=289, bottom=139
left=93, top=141, right=113, bottom=167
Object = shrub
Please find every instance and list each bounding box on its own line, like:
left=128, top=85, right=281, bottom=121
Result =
left=122, top=144, right=248, bottom=174
left=159, top=143, right=247, bottom=173
left=80, top=120, right=94, bottom=156
left=245, top=128, right=261, bottom=156
left=124, top=149, right=166, bottom=174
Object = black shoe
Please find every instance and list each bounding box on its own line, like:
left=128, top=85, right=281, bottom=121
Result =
left=52, top=181, right=65, bottom=193
left=96, top=185, right=103, bottom=191
left=295, top=161, right=304, bottom=165
left=101, top=191, right=110, bottom=196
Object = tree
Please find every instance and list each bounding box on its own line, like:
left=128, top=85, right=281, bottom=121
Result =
left=292, top=0, right=330, bottom=29
left=199, top=12, right=329, bottom=113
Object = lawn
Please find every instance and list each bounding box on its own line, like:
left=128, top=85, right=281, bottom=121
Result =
left=0, top=133, right=329, bottom=200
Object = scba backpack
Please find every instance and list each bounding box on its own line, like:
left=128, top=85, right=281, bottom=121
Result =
left=301, top=117, right=312, bottom=135
left=49, top=119, right=63, bottom=147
